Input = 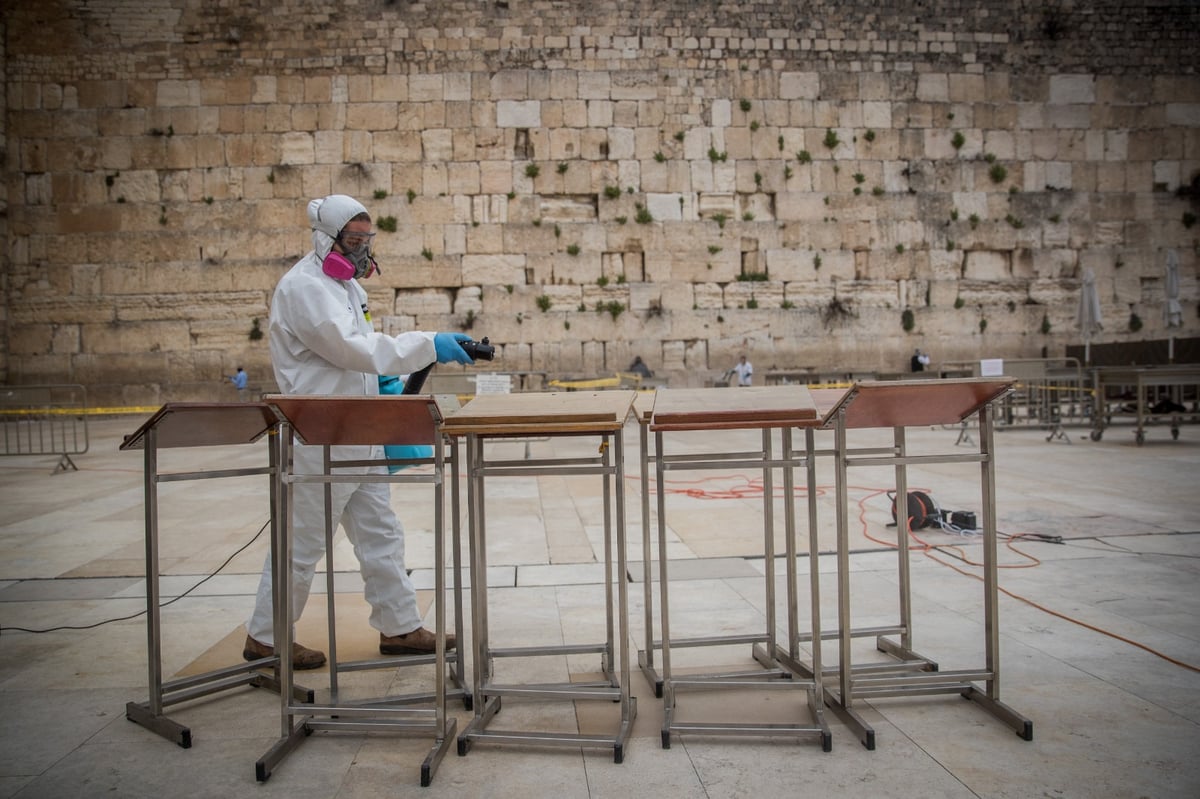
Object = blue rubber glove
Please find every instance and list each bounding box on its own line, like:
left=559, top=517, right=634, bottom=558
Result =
left=434, top=332, right=475, bottom=365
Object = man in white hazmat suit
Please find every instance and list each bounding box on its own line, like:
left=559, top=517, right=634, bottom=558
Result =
left=243, top=194, right=475, bottom=669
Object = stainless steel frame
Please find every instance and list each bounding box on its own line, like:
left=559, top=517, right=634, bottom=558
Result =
left=821, top=379, right=1034, bottom=749
left=255, top=395, right=462, bottom=786
left=448, top=391, right=637, bottom=763
left=638, top=387, right=830, bottom=750
left=121, top=403, right=310, bottom=748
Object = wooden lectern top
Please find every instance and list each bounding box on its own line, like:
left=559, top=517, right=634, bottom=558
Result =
left=266, top=394, right=442, bottom=446
left=649, top=386, right=819, bottom=431
left=825, top=378, right=1014, bottom=429
left=441, top=390, right=637, bottom=436
left=120, top=402, right=280, bottom=451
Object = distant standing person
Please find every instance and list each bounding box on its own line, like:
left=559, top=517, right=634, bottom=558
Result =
left=227, top=366, right=249, bottom=401
left=733, top=355, right=753, bottom=387
left=627, top=356, right=653, bottom=378
left=910, top=349, right=931, bottom=373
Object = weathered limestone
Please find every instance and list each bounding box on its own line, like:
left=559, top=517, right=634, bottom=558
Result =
left=2, top=1, right=1199, bottom=405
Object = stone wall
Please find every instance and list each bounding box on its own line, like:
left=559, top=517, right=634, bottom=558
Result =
left=2, top=0, right=1199, bottom=406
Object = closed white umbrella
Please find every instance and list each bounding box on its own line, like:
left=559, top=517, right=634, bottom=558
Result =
left=1077, top=267, right=1103, bottom=365
left=1165, top=249, right=1182, bottom=362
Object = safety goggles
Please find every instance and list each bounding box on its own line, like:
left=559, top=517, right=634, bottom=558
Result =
left=338, top=230, right=376, bottom=248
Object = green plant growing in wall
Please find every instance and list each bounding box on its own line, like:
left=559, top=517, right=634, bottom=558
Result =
left=203, top=196, right=214, bottom=204
left=853, top=172, right=865, bottom=184
left=969, top=213, right=981, bottom=229
left=749, top=121, right=760, bottom=132
left=746, top=296, right=759, bottom=309
left=674, top=131, right=685, bottom=142
left=615, top=216, right=627, bottom=224
left=708, top=148, right=728, bottom=162
left=507, top=191, right=515, bottom=200
left=525, top=163, right=540, bottom=179
left=557, top=161, right=569, bottom=174
left=249, top=318, right=264, bottom=341
left=754, top=171, right=763, bottom=187
left=778, top=135, right=785, bottom=151
left=604, top=184, right=621, bottom=199
left=1184, top=212, right=1197, bottom=229
left=597, top=276, right=609, bottom=287
left=566, top=244, right=580, bottom=256
left=797, top=150, right=812, bottom=164
left=407, top=189, right=417, bottom=204
left=823, top=129, right=840, bottom=149
left=1048, top=213, right=1061, bottom=224
left=505, top=285, right=514, bottom=293
left=374, top=189, right=388, bottom=200
left=954, top=297, right=965, bottom=309
left=901, top=308, right=915, bottom=332
left=708, top=245, right=722, bottom=254
left=377, top=216, right=398, bottom=232
left=873, top=186, right=884, bottom=196
left=635, top=204, right=654, bottom=224
left=532, top=218, right=542, bottom=226
left=952, top=131, right=966, bottom=150
left=781, top=300, right=795, bottom=309
left=421, top=247, right=433, bottom=260
left=554, top=223, right=561, bottom=238
left=1129, top=312, right=1143, bottom=332
left=743, top=211, right=755, bottom=221
left=814, top=254, right=822, bottom=270
left=784, top=166, right=794, bottom=180
left=989, top=164, right=1008, bottom=183
left=740, top=98, right=752, bottom=112
left=1041, top=314, right=1052, bottom=335
left=536, top=295, right=552, bottom=312
left=895, top=244, right=905, bottom=254
left=617, top=274, right=626, bottom=283
left=1005, top=214, right=1024, bottom=229
left=711, top=213, right=728, bottom=229
left=979, top=318, right=988, bottom=333
left=597, top=300, right=626, bottom=320
left=655, top=151, right=666, bottom=162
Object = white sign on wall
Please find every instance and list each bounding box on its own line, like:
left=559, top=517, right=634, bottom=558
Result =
left=474, top=373, right=513, bottom=395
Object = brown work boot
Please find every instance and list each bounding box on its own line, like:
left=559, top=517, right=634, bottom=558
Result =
left=379, top=627, right=456, bottom=655
left=242, top=635, right=326, bottom=670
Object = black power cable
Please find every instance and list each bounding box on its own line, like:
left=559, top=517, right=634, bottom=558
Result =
left=1, top=519, right=269, bottom=636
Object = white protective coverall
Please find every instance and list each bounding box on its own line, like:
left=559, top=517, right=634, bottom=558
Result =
left=246, top=194, right=439, bottom=645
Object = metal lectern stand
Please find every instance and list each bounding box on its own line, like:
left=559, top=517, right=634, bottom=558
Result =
left=121, top=402, right=309, bottom=748
left=639, top=386, right=831, bottom=750
left=822, top=378, right=1034, bottom=749
left=443, top=391, right=638, bottom=763
left=256, top=395, right=461, bottom=786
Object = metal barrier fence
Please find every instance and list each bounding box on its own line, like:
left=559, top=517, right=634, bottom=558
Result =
left=0, top=384, right=90, bottom=473
left=940, top=358, right=1089, bottom=442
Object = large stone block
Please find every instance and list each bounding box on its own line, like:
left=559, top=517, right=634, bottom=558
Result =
left=462, top=254, right=527, bottom=286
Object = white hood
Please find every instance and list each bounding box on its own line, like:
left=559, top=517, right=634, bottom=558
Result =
left=307, top=194, right=368, bottom=260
